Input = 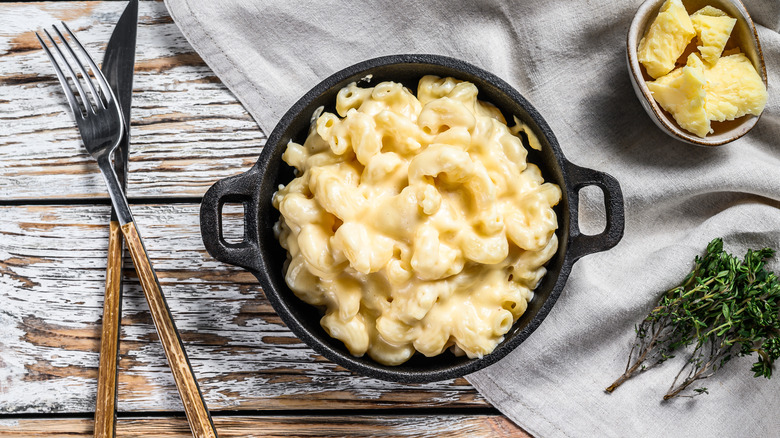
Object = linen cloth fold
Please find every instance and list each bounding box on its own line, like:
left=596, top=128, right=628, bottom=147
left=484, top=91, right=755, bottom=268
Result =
left=164, top=0, right=780, bottom=436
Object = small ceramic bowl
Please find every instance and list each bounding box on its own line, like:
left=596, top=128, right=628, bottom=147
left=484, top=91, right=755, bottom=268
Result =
left=627, top=0, right=767, bottom=146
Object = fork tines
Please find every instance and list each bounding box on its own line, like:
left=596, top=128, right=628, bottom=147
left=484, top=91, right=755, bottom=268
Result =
left=36, top=22, right=114, bottom=118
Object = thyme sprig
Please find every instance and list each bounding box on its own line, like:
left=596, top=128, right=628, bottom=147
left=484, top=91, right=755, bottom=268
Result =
left=606, top=238, right=780, bottom=399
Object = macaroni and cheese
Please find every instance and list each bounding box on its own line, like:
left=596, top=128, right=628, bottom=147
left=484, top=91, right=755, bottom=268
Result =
left=272, top=76, right=561, bottom=366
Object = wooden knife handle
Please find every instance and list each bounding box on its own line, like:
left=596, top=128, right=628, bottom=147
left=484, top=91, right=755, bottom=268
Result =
left=94, top=220, right=123, bottom=438
left=120, top=221, right=218, bottom=438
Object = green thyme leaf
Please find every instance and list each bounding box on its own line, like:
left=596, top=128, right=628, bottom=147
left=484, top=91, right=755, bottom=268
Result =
left=606, top=238, right=780, bottom=400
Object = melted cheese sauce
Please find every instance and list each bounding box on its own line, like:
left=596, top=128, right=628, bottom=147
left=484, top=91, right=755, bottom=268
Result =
left=273, top=76, right=561, bottom=365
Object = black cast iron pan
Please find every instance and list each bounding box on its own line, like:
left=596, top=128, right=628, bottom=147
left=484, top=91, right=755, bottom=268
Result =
left=200, top=54, right=625, bottom=383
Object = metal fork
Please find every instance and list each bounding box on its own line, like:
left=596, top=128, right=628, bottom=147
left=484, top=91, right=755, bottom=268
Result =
left=37, top=23, right=218, bottom=438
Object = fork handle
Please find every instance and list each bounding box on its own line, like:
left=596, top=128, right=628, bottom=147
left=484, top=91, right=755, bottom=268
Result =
left=94, top=220, right=123, bottom=438
left=120, top=221, right=218, bottom=438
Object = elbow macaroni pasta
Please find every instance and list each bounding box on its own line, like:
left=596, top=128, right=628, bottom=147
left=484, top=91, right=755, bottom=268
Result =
left=273, top=76, right=561, bottom=365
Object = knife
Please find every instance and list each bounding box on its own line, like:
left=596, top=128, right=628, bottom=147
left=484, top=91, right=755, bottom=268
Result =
left=95, top=1, right=137, bottom=437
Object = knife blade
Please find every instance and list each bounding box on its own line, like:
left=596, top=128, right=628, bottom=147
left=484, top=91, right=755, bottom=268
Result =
left=104, top=0, right=137, bottom=191
left=95, top=1, right=137, bottom=437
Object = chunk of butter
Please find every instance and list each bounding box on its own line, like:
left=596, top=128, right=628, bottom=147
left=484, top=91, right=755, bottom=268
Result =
left=691, top=6, right=737, bottom=65
left=646, top=54, right=711, bottom=137
left=702, top=53, right=768, bottom=121
left=638, top=0, right=696, bottom=79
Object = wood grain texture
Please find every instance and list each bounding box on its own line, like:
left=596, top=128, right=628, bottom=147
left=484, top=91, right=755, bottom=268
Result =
left=0, top=1, right=264, bottom=201
left=94, top=220, right=123, bottom=438
left=120, top=221, right=217, bottom=438
left=0, top=204, right=487, bottom=414
left=0, top=415, right=529, bottom=437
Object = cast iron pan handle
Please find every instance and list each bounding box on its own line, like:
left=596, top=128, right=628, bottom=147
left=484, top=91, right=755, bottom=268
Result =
left=565, top=161, right=625, bottom=262
left=200, top=168, right=262, bottom=272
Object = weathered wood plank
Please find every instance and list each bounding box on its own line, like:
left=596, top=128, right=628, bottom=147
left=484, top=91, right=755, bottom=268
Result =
left=0, top=1, right=264, bottom=201
left=0, top=415, right=528, bottom=437
left=0, top=204, right=487, bottom=414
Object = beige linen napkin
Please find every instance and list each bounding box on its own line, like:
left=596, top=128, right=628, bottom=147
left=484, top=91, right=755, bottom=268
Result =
left=164, top=0, right=780, bottom=435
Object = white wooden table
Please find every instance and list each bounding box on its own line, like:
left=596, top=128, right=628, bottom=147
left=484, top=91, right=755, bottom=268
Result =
left=0, top=2, right=528, bottom=436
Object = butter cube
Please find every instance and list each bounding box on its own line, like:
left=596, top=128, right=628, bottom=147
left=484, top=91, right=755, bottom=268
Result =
left=691, top=6, right=737, bottom=65
left=703, top=53, right=767, bottom=121
left=646, top=54, right=711, bottom=137
left=638, top=0, right=696, bottom=79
